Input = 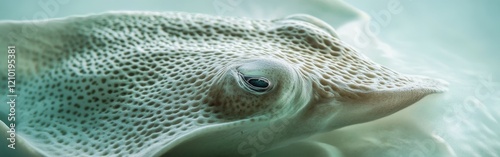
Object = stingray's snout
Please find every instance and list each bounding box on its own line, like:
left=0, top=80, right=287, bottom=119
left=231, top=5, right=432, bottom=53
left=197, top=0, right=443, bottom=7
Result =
left=408, top=75, right=449, bottom=93
left=311, top=72, right=450, bottom=131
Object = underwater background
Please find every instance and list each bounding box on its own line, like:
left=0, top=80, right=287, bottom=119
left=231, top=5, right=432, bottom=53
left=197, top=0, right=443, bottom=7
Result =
left=1, top=0, right=499, bottom=156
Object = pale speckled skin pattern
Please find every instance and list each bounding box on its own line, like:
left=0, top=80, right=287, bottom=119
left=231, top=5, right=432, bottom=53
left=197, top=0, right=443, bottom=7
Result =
left=0, top=12, right=447, bottom=157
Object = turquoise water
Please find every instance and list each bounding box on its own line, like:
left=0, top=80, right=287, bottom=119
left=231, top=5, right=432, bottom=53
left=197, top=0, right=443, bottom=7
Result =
left=1, top=0, right=498, bottom=156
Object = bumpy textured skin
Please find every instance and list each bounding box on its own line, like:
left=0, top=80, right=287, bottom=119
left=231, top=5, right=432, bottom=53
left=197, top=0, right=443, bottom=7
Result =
left=0, top=12, right=446, bottom=157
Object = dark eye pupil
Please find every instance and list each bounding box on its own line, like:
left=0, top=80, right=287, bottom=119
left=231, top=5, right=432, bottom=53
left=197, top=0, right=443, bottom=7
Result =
left=247, top=78, right=269, bottom=88
left=240, top=75, right=272, bottom=93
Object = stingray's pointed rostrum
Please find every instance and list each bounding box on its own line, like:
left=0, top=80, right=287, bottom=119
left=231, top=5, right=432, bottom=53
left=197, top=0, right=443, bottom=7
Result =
left=0, top=11, right=447, bottom=157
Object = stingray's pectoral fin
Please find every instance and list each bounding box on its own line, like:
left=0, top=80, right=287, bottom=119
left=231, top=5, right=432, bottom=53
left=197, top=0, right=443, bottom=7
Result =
left=0, top=121, right=44, bottom=157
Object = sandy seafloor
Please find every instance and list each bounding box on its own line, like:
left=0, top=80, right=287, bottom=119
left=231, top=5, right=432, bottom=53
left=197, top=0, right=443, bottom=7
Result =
left=0, top=0, right=499, bottom=157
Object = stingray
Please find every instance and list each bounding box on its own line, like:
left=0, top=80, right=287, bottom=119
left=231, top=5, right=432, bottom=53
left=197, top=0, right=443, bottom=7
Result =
left=0, top=12, right=447, bottom=157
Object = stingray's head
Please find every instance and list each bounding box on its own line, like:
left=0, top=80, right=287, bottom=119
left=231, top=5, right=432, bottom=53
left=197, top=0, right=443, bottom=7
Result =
left=169, top=14, right=449, bottom=156
left=208, top=14, right=449, bottom=136
left=265, top=14, right=449, bottom=132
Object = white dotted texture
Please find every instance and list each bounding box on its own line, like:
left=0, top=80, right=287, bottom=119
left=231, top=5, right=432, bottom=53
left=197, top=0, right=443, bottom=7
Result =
left=0, top=11, right=437, bottom=157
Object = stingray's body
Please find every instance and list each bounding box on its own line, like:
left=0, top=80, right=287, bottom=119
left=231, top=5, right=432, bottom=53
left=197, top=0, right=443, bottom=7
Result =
left=0, top=12, right=446, bottom=157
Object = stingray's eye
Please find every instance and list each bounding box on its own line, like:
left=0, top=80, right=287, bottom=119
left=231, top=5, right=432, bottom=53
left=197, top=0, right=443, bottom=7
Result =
left=238, top=72, right=272, bottom=93
left=245, top=77, right=271, bottom=91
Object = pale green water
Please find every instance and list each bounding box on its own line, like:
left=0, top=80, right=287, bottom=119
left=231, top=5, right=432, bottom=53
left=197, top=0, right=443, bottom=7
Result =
left=0, top=0, right=498, bottom=157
